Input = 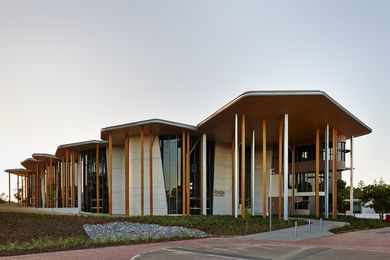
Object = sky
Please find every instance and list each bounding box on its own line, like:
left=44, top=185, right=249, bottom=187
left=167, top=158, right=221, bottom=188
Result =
left=1, top=0, right=389, bottom=198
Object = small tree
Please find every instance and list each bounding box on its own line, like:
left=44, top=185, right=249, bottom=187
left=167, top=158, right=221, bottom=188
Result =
left=0, top=192, right=8, bottom=203
left=14, top=188, right=23, bottom=203
left=337, top=179, right=347, bottom=212
left=359, top=178, right=390, bottom=221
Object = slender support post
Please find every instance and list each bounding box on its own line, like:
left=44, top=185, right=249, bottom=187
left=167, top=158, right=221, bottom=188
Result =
left=61, top=159, right=64, bottom=208
left=36, top=161, right=40, bottom=207
left=96, top=143, right=100, bottom=214
left=262, top=119, right=267, bottom=219
left=278, top=117, right=283, bottom=220
left=202, top=134, right=207, bottom=215
left=350, top=136, right=354, bottom=215
left=283, top=114, right=289, bottom=221
left=49, top=158, right=52, bottom=208
left=21, top=175, right=24, bottom=206
left=332, top=128, right=338, bottom=219
left=186, top=131, right=190, bottom=215
left=149, top=135, right=155, bottom=215
left=77, top=154, right=82, bottom=211
left=231, top=136, right=235, bottom=215
left=17, top=175, right=20, bottom=205
left=291, top=144, right=296, bottom=215
left=8, top=173, right=11, bottom=205
left=140, top=126, right=145, bottom=216
left=241, top=114, right=246, bottom=218
left=71, top=152, right=75, bottom=207
left=182, top=130, right=186, bottom=214
left=66, top=150, right=69, bottom=208
left=234, top=114, right=239, bottom=218
left=124, top=135, right=129, bottom=216
left=108, top=132, right=113, bottom=215
left=251, top=130, right=255, bottom=216
left=325, top=124, right=330, bottom=218
left=315, top=128, right=320, bottom=217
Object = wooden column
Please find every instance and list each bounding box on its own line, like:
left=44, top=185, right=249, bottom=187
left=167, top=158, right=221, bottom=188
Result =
left=96, top=144, right=100, bottom=214
left=45, top=161, right=48, bottom=207
left=332, top=128, right=338, bottom=219
left=21, top=175, right=24, bottom=206
left=241, top=114, right=246, bottom=218
left=262, top=119, right=267, bottom=219
left=278, top=117, right=283, bottom=220
left=8, top=173, right=11, bottom=205
left=65, top=150, right=69, bottom=208
left=36, top=161, right=39, bottom=207
left=200, top=136, right=204, bottom=214
left=350, top=137, right=354, bottom=215
left=124, top=135, right=129, bottom=216
left=49, top=158, right=53, bottom=208
left=140, top=127, right=145, bottom=216
left=291, top=144, right=296, bottom=215
left=149, top=135, right=155, bottom=216
left=231, top=136, right=235, bottom=215
left=182, top=130, right=186, bottom=214
left=61, top=159, right=64, bottom=208
left=17, top=175, right=20, bottom=205
left=186, top=131, right=190, bottom=215
left=71, top=152, right=75, bottom=207
left=315, top=128, right=320, bottom=217
left=108, top=132, right=113, bottom=215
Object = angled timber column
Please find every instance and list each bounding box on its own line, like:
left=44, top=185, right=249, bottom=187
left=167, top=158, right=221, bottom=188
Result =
left=182, top=130, right=186, bottom=215
left=108, top=132, right=113, bottom=215
left=96, top=143, right=100, bottom=214
left=350, top=136, right=354, bottom=215
left=71, top=152, right=75, bottom=207
left=332, top=128, right=338, bottom=219
left=124, top=135, right=129, bottom=216
left=202, top=133, right=207, bottom=215
left=49, top=158, right=52, bottom=208
left=149, top=135, right=155, bottom=216
left=186, top=131, right=190, bottom=215
left=140, top=126, right=145, bottom=217
left=8, top=172, right=11, bottom=205
left=251, top=130, right=255, bottom=216
left=278, top=117, right=283, bottom=221
left=44, top=161, right=48, bottom=207
left=17, top=175, right=20, bottom=205
left=262, top=119, right=267, bottom=219
left=65, top=150, right=69, bottom=208
left=315, top=128, right=320, bottom=217
left=241, top=114, right=246, bottom=218
left=36, top=161, right=39, bottom=207
left=61, top=159, right=64, bottom=208
left=200, top=135, right=204, bottom=214
left=231, top=136, right=235, bottom=216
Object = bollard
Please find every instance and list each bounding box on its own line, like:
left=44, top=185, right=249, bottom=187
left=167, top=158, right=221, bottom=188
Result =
left=320, top=218, right=322, bottom=232
left=309, top=219, right=311, bottom=232
left=295, top=221, right=297, bottom=238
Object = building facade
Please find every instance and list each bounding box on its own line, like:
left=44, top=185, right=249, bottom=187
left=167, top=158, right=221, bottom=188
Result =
left=4, top=91, right=371, bottom=220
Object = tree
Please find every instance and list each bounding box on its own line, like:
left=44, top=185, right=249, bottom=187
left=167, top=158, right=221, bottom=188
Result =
left=359, top=179, right=390, bottom=221
left=0, top=192, right=8, bottom=203
left=14, top=188, right=23, bottom=202
left=337, top=179, right=347, bottom=212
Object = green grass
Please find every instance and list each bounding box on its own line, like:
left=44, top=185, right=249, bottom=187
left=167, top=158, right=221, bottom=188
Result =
left=329, top=215, right=390, bottom=233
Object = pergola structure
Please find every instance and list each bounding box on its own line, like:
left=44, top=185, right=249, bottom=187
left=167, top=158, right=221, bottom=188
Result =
left=4, top=168, right=31, bottom=206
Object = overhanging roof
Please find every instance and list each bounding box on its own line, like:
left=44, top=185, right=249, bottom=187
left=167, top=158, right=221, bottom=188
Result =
left=101, top=119, right=198, bottom=145
left=32, top=153, right=61, bottom=162
left=197, top=90, right=372, bottom=145
left=4, top=168, right=30, bottom=176
left=55, top=140, right=107, bottom=158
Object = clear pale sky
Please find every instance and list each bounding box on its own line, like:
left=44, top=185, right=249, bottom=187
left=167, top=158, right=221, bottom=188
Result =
left=1, top=1, right=389, bottom=198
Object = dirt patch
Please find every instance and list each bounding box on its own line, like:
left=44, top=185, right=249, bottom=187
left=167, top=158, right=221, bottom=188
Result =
left=0, top=212, right=111, bottom=244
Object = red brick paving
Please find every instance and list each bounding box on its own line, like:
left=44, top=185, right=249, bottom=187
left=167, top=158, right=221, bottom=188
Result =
left=2, top=227, right=390, bottom=259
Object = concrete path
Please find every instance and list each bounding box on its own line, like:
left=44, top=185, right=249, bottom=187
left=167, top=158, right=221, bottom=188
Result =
left=243, top=219, right=348, bottom=241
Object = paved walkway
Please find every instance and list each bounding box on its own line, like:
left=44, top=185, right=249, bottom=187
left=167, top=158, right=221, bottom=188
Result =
left=243, top=219, right=348, bottom=241
left=3, top=222, right=390, bottom=260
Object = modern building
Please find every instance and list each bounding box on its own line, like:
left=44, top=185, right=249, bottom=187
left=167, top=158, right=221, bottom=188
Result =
left=4, top=91, right=371, bottom=220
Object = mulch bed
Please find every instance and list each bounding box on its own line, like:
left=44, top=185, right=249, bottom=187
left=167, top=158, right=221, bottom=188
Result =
left=0, top=212, right=110, bottom=244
